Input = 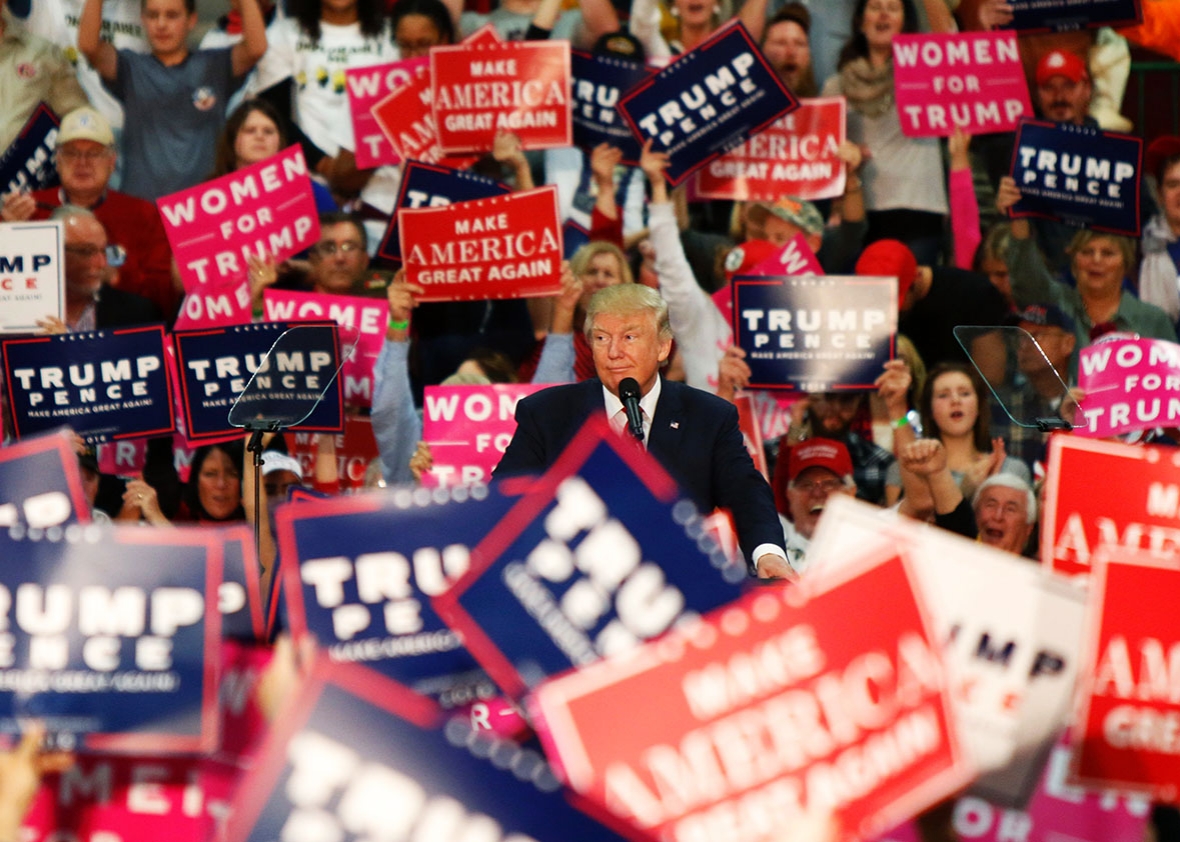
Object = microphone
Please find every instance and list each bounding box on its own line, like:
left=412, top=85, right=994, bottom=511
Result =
left=618, top=377, right=645, bottom=443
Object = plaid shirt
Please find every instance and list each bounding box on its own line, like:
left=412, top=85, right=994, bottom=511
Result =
left=844, top=433, right=895, bottom=506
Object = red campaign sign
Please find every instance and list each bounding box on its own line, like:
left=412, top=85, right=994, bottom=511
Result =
left=287, top=414, right=380, bottom=493
left=752, top=232, right=825, bottom=276
left=431, top=40, right=572, bottom=155
left=1072, top=547, right=1180, bottom=799
left=158, top=146, right=321, bottom=292
left=462, top=23, right=503, bottom=45
left=531, top=549, right=972, bottom=842
left=1040, top=435, right=1180, bottom=579
left=398, top=185, right=563, bottom=302
left=421, top=383, right=546, bottom=488
left=693, top=98, right=847, bottom=201
left=892, top=33, right=1032, bottom=138
left=346, top=57, right=428, bottom=169
left=262, top=289, right=389, bottom=408
left=734, top=392, right=768, bottom=478
left=371, top=65, right=476, bottom=169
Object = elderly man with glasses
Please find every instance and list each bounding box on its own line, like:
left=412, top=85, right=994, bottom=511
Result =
left=0, top=106, right=177, bottom=320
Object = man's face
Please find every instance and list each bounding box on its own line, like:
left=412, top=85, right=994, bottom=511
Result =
left=762, top=20, right=810, bottom=91
left=1036, top=75, right=1091, bottom=125
left=787, top=466, right=849, bottom=539
left=309, top=222, right=369, bottom=294
left=589, top=308, right=671, bottom=397
left=63, top=216, right=110, bottom=299
left=57, top=140, right=115, bottom=197
left=1018, top=324, right=1075, bottom=375
left=808, top=392, right=862, bottom=438
left=975, top=485, right=1033, bottom=554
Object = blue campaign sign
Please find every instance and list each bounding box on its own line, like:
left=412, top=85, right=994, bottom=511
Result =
left=562, top=219, right=590, bottom=260
left=0, top=525, right=221, bottom=753
left=617, top=21, right=798, bottom=186
left=1007, top=0, right=1140, bottom=33
left=570, top=51, right=649, bottom=162
left=172, top=322, right=343, bottom=444
left=0, top=430, right=92, bottom=529
left=433, top=419, right=746, bottom=700
left=2, top=325, right=174, bottom=444
left=220, top=525, right=265, bottom=643
left=275, top=481, right=526, bottom=709
left=0, top=104, right=59, bottom=197
left=731, top=275, right=897, bottom=392
left=1010, top=119, right=1143, bottom=236
left=224, top=659, right=634, bottom=842
left=376, top=161, right=511, bottom=263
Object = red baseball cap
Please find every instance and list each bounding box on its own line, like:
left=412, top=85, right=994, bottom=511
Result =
left=1036, top=50, right=1088, bottom=86
left=855, top=239, right=919, bottom=304
left=787, top=439, right=853, bottom=483
left=1146, top=136, right=1180, bottom=183
left=724, top=239, right=780, bottom=282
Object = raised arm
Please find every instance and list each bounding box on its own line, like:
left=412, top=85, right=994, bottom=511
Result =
left=78, top=0, right=118, bottom=81
left=231, top=0, right=269, bottom=77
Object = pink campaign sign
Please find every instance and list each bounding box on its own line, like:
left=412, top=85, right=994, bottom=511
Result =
left=872, top=733, right=1149, bottom=842
left=421, top=383, right=546, bottom=488
left=893, top=32, right=1031, bottom=138
left=158, top=146, right=321, bottom=293
left=346, top=57, right=428, bottom=169
left=752, top=232, right=824, bottom=276
left=1077, top=337, right=1180, bottom=437
left=262, top=289, right=388, bottom=408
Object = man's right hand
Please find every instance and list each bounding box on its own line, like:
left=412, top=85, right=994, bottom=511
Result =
left=0, top=193, right=36, bottom=222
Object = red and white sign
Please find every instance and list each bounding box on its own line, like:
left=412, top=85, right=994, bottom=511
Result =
left=422, top=383, right=546, bottom=488
left=398, top=185, right=563, bottom=302
left=1077, top=337, right=1180, bottom=438
left=173, top=274, right=253, bottom=330
left=753, top=232, right=824, bottom=277
left=346, top=57, right=427, bottom=169
left=262, top=290, right=388, bottom=408
left=371, top=65, right=474, bottom=169
left=431, top=40, right=571, bottom=155
left=158, top=146, right=320, bottom=292
left=531, top=549, right=971, bottom=842
left=1073, top=547, right=1180, bottom=799
left=1040, top=435, right=1180, bottom=579
left=693, top=98, right=846, bottom=201
left=893, top=33, right=1032, bottom=138
left=287, top=414, right=380, bottom=493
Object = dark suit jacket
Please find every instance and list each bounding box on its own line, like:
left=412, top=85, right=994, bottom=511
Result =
left=495, top=378, right=783, bottom=569
left=95, top=284, right=164, bottom=329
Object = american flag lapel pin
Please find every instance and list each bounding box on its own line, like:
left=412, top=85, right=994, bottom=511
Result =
left=670, top=421, right=679, bottom=429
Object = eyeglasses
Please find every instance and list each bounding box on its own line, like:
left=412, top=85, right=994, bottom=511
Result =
left=791, top=478, right=844, bottom=494
left=316, top=241, right=363, bottom=256
left=58, top=147, right=112, bottom=162
left=64, top=244, right=108, bottom=259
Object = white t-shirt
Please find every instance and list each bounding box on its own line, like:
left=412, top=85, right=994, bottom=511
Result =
left=21, top=0, right=148, bottom=130
left=248, top=17, right=396, bottom=157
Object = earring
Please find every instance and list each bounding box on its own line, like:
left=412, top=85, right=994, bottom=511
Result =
left=712, top=4, right=721, bottom=13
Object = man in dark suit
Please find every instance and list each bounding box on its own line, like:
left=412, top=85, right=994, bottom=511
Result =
left=495, top=284, right=791, bottom=579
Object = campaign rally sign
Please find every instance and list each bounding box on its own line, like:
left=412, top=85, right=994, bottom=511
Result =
left=531, top=547, right=971, bottom=841
left=275, top=481, right=526, bottom=706
left=262, top=290, right=387, bottom=408
left=0, top=220, right=63, bottom=333
left=375, top=160, right=511, bottom=264
left=0, top=103, right=59, bottom=198
left=570, top=50, right=650, bottom=162
left=345, top=57, right=427, bottom=169
left=398, top=185, right=563, bottom=302
left=433, top=418, right=747, bottom=701
left=157, top=146, right=320, bottom=292
left=618, top=21, right=798, bottom=185
left=892, top=33, right=1031, bottom=138
left=694, top=98, right=846, bottom=201
left=0, top=429, right=91, bottom=529
left=372, top=65, right=475, bottom=169
left=1009, top=120, right=1143, bottom=236
left=287, top=414, right=380, bottom=494
left=172, top=322, right=344, bottom=443
left=731, top=275, right=896, bottom=391
left=752, top=232, right=825, bottom=277
left=431, top=39, right=572, bottom=155
left=874, top=733, right=1150, bottom=842
left=1039, top=435, right=1180, bottom=579
left=224, top=658, right=633, bottom=842
left=0, top=526, right=222, bottom=753
left=1076, top=337, right=1180, bottom=438
left=563, top=219, right=590, bottom=260
left=809, top=496, right=1086, bottom=807
left=1072, top=547, right=1180, bottom=798
left=421, top=383, right=546, bottom=488
left=1007, top=0, right=1141, bottom=33
left=2, top=325, right=174, bottom=444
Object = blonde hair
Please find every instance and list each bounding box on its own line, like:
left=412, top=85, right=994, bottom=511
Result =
left=570, top=241, right=633, bottom=286
left=584, top=284, right=672, bottom=342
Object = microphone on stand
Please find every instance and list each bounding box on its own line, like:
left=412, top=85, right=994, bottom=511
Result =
left=618, top=377, right=645, bottom=443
